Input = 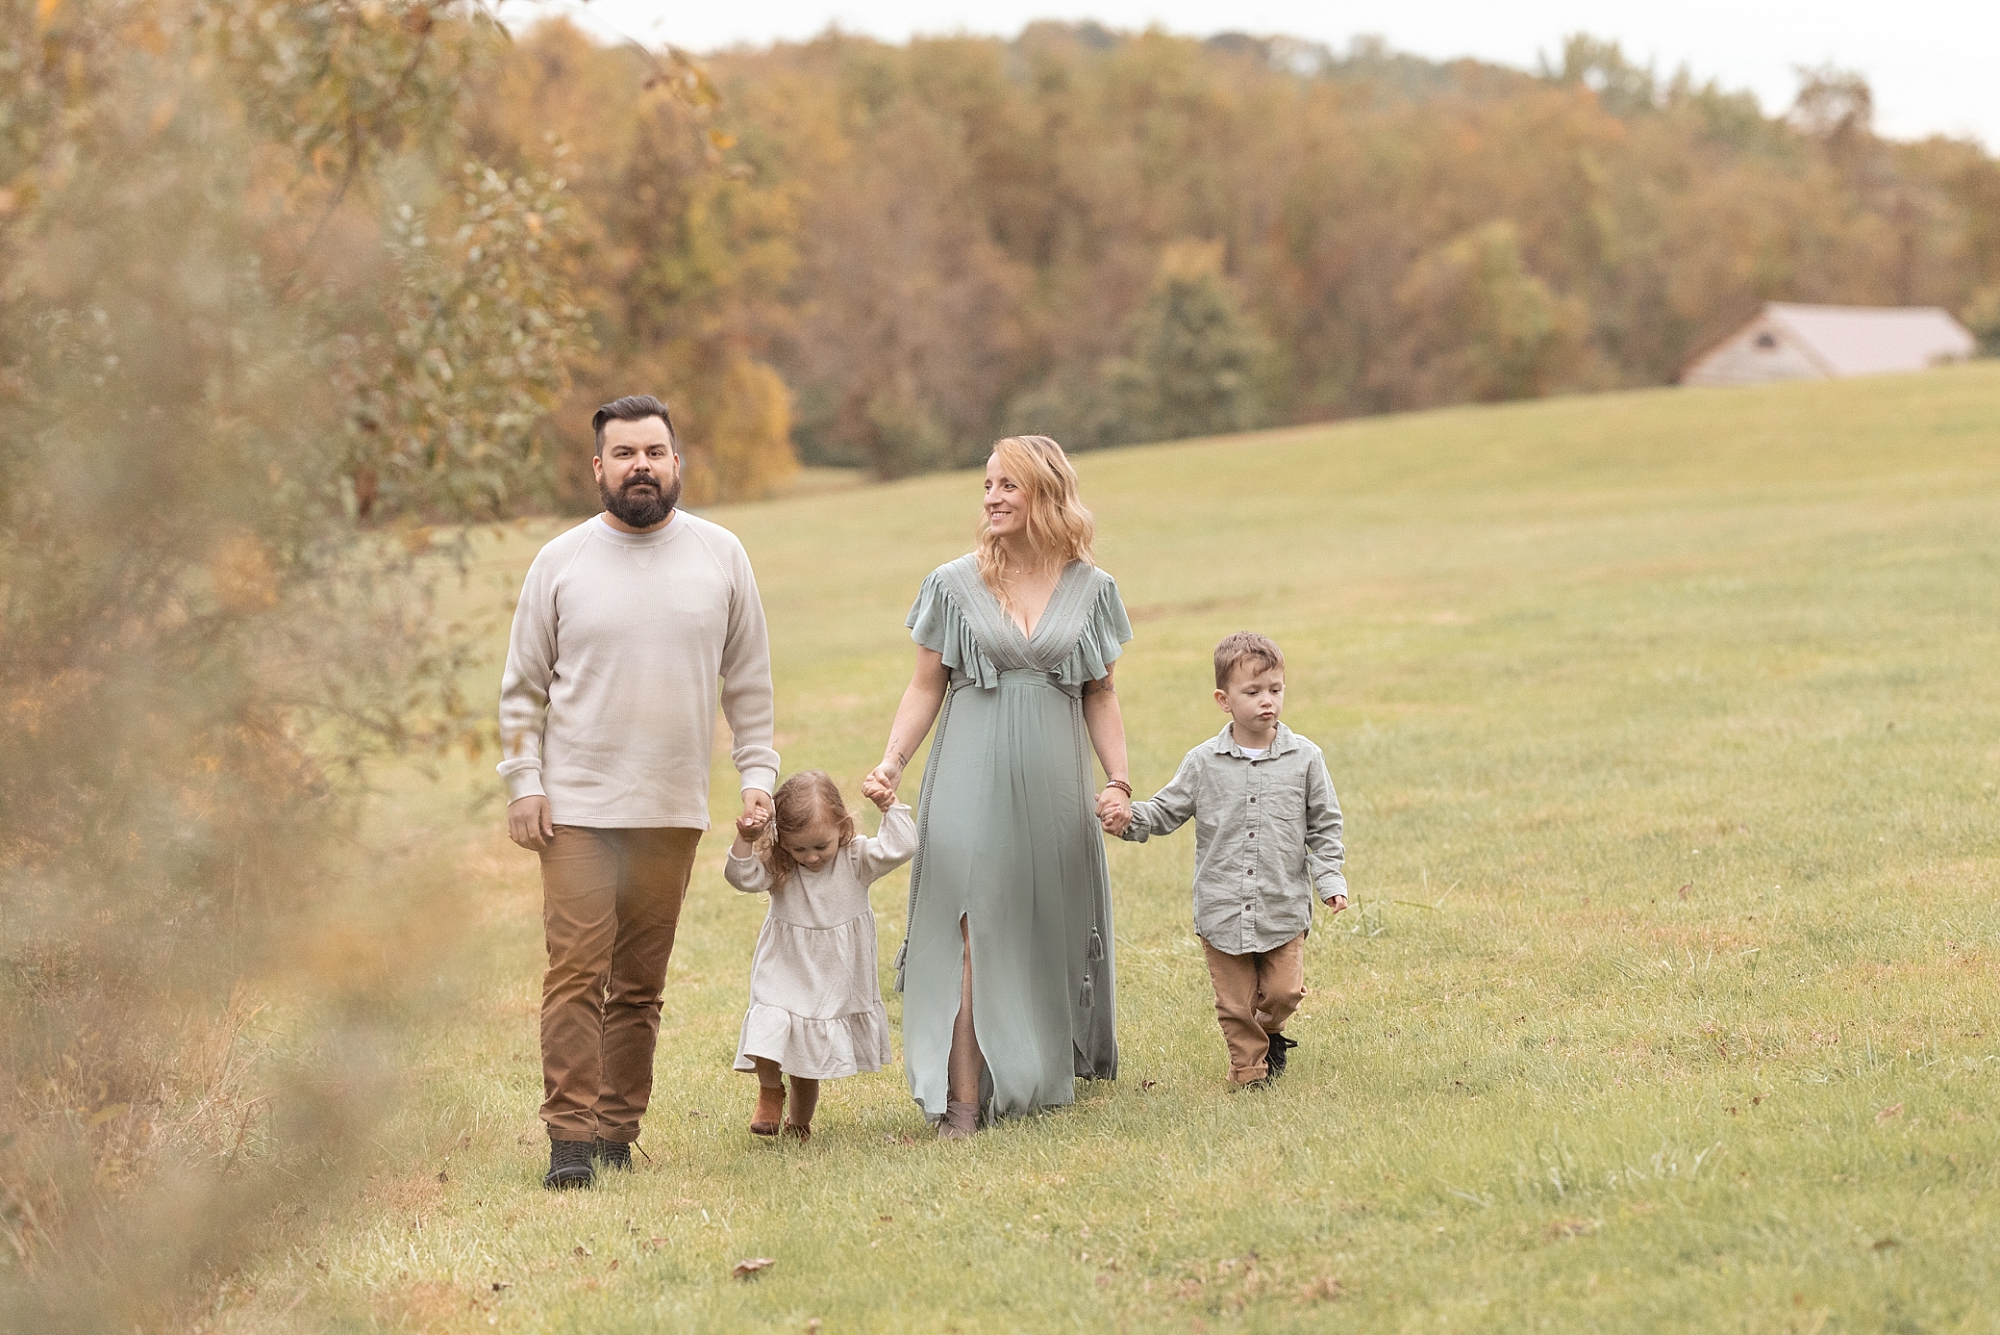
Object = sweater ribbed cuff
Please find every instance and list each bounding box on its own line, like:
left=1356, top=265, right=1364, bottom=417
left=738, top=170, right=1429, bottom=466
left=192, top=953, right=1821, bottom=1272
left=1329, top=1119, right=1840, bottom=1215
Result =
left=499, top=761, right=546, bottom=805
left=739, top=766, right=777, bottom=797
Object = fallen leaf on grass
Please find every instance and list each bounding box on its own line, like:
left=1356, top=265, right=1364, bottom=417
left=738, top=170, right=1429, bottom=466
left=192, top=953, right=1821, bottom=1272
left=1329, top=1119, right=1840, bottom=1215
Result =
left=1141, top=1080, right=1159, bottom=1091
left=1873, top=1237, right=1900, bottom=1251
left=1875, top=1102, right=1904, bottom=1124
left=573, top=1245, right=591, bottom=1258
left=489, top=1282, right=511, bottom=1292
left=732, top=1257, right=776, bottom=1279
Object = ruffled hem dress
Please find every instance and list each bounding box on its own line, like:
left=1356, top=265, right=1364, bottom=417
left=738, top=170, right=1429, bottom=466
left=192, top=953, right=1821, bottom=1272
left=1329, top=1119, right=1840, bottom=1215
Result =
left=893, top=556, right=1133, bottom=1122
left=725, top=804, right=916, bottom=1080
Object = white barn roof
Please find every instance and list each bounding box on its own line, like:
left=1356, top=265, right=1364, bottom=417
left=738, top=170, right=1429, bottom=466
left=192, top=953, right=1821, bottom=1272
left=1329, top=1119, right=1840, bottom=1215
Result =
left=1681, top=303, right=1976, bottom=387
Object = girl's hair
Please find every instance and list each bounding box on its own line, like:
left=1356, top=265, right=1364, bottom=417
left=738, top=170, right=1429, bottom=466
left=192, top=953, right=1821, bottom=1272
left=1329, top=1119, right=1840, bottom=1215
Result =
left=974, top=435, right=1096, bottom=604
left=756, top=770, right=857, bottom=882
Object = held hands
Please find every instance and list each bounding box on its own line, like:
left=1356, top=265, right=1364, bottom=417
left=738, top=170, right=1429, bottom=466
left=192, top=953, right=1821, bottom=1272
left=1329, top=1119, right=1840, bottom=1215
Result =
left=506, top=794, right=555, bottom=851
left=733, top=788, right=773, bottom=855
left=1097, top=785, right=1133, bottom=836
left=740, top=788, right=774, bottom=834
left=861, top=760, right=902, bottom=811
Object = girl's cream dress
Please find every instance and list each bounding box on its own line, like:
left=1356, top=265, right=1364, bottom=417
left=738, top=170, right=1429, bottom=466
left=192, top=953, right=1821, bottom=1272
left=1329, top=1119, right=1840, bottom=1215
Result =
left=724, top=804, right=914, bottom=1079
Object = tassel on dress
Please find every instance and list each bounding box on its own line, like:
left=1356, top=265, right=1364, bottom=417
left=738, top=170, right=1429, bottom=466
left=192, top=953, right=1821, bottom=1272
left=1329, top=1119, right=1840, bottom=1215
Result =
left=1078, top=974, right=1094, bottom=1009
left=1086, top=929, right=1104, bottom=962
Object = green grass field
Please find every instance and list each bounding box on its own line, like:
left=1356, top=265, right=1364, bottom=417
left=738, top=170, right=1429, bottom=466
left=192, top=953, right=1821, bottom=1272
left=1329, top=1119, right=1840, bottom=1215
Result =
left=223, top=365, right=2000, bottom=1333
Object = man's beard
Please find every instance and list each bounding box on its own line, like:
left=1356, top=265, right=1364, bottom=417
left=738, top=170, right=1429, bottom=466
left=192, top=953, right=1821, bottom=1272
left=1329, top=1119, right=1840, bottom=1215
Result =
left=600, top=469, right=680, bottom=528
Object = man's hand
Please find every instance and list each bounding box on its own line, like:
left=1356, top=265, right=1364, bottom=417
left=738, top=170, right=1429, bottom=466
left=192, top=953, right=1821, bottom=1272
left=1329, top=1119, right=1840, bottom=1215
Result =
left=742, top=788, right=774, bottom=831
left=507, top=794, right=555, bottom=851
left=1326, top=893, right=1348, bottom=915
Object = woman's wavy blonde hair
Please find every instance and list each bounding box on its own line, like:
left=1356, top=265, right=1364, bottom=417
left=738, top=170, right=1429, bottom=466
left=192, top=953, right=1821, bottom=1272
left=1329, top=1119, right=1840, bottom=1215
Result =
left=975, top=435, right=1096, bottom=602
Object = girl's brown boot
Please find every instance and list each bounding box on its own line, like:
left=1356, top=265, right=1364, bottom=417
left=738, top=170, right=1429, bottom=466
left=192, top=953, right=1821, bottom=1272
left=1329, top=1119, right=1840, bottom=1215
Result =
left=783, top=1076, right=820, bottom=1142
left=751, top=1078, right=785, bottom=1137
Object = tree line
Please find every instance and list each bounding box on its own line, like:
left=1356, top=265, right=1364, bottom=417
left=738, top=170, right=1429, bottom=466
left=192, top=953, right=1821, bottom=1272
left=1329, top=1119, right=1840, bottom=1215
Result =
left=465, top=21, right=2000, bottom=496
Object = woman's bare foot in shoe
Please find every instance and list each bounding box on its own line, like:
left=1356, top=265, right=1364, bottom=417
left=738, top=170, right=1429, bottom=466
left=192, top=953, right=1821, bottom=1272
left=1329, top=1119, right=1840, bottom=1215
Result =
left=750, top=1078, right=784, bottom=1136
left=937, top=1099, right=979, bottom=1141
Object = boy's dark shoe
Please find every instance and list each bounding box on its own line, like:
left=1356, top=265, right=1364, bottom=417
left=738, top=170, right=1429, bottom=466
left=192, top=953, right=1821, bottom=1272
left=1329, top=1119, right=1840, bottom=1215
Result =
left=593, top=1137, right=633, bottom=1172
left=1266, top=1031, right=1298, bottom=1079
left=544, top=1138, right=596, bottom=1190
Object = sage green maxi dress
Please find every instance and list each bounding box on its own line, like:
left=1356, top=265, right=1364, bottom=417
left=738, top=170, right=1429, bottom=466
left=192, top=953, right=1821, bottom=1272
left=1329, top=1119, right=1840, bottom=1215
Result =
left=894, top=556, right=1133, bottom=1122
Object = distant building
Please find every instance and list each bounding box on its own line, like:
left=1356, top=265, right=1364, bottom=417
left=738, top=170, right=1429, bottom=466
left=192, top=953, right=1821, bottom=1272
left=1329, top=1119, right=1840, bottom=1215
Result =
left=1680, top=303, right=1976, bottom=387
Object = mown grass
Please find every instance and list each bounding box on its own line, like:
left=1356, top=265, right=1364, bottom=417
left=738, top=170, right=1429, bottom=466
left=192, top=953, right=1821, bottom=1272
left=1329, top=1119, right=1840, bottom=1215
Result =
left=220, top=365, right=2000, bottom=1334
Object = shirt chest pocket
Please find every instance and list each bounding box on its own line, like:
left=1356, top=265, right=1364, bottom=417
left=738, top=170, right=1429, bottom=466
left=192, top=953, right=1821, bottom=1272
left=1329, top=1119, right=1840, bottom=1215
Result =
left=1253, top=767, right=1310, bottom=835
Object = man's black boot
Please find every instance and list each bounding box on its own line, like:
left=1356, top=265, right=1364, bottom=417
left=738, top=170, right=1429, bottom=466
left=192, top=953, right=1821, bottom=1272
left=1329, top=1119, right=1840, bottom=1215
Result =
left=594, top=1137, right=633, bottom=1172
left=1266, top=1031, right=1298, bottom=1079
left=544, top=1138, right=596, bottom=1190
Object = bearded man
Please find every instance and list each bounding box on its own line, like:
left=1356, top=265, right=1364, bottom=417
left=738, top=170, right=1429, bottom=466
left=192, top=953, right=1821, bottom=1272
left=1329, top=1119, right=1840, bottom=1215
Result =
left=497, top=395, right=778, bottom=1189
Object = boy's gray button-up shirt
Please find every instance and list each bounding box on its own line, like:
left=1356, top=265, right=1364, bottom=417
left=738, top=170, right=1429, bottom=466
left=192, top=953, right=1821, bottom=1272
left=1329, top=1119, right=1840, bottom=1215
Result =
left=1120, top=722, right=1347, bottom=955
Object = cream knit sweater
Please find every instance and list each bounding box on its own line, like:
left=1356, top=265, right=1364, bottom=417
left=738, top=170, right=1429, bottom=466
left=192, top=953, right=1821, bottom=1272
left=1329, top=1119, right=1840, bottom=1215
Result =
left=497, top=513, right=779, bottom=828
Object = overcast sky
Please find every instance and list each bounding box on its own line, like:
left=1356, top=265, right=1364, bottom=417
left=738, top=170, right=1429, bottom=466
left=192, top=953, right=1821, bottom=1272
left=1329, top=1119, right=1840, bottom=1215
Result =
left=502, top=0, right=1997, bottom=148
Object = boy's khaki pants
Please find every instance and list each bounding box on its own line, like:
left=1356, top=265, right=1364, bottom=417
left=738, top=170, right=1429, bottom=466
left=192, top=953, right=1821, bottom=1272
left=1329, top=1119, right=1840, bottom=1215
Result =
left=538, top=825, right=702, bottom=1143
left=1200, top=933, right=1307, bottom=1083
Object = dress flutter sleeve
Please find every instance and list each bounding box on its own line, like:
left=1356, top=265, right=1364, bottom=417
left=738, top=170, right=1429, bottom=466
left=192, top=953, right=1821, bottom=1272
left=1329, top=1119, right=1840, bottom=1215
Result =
left=1054, top=570, right=1134, bottom=687
left=907, top=567, right=1000, bottom=688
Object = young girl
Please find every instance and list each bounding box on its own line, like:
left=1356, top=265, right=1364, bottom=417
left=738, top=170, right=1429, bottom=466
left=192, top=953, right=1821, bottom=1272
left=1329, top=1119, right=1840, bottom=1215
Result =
left=726, top=770, right=913, bottom=1141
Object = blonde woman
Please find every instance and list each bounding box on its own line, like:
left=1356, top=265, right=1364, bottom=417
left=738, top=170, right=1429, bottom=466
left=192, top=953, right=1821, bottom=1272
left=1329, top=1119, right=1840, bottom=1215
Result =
left=863, top=436, right=1133, bottom=1138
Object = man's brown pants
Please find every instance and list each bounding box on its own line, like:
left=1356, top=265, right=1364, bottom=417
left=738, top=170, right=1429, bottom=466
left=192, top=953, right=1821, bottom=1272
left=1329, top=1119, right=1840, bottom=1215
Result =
left=1201, top=932, right=1307, bottom=1084
left=538, top=825, right=701, bottom=1143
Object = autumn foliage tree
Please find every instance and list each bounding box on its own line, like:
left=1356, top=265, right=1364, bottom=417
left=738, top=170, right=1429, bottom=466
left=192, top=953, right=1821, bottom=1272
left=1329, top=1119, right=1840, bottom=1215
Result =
left=441, top=20, right=2000, bottom=483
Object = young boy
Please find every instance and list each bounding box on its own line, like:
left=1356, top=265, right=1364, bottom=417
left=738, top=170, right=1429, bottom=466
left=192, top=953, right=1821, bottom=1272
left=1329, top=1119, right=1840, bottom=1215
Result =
left=1113, top=632, right=1347, bottom=1088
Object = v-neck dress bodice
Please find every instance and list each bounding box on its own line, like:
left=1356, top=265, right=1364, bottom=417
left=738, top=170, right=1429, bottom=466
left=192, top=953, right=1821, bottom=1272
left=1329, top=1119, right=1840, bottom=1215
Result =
left=895, top=556, right=1133, bottom=1120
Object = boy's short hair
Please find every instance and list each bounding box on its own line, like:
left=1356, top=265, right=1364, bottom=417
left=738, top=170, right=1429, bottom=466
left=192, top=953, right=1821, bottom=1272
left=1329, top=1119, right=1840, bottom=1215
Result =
left=1214, top=632, right=1284, bottom=689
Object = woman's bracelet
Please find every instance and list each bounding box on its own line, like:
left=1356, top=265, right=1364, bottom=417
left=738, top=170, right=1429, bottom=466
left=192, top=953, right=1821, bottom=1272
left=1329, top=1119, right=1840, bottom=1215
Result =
left=1103, top=778, right=1132, bottom=797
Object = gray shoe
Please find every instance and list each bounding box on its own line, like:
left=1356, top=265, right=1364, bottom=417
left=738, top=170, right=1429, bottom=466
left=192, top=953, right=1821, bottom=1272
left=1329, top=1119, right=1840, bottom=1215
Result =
left=937, top=1100, right=979, bottom=1140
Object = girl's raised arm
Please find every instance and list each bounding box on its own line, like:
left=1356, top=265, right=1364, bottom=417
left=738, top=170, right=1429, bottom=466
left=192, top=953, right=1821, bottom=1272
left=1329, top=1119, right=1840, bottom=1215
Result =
left=863, top=647, right=949, bottom=802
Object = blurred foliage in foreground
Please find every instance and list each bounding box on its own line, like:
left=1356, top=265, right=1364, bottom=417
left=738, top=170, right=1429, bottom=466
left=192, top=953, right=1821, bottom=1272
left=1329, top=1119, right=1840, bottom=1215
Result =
left=0, top=1, right=593, bottom=1327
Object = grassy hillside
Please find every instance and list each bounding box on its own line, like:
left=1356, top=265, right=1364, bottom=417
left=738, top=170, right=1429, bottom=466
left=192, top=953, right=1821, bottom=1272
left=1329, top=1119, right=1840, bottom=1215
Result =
left=224, top=365, right=2000, bottom=1333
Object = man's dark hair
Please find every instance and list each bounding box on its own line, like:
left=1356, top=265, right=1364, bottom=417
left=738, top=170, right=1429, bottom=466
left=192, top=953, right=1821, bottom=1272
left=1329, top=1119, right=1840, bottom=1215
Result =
left=591, top=395, right=677, bottom=457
